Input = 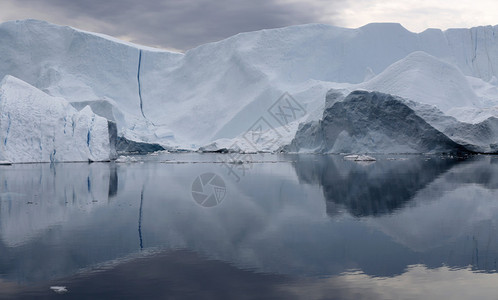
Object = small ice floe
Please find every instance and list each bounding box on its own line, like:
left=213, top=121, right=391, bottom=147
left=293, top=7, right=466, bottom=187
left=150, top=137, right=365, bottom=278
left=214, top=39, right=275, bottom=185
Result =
left=50, top=286, right=68, bottom=294
left=355, top=155, right=376, bottom=161
left=228, top=160, right=246, bottom=165
left=387, top=157, right=408, bottom=161
left=344, top=155, right=358, bottom=160
left=0, top=161, right=12, bottom=165
left=344, top=155, right=376, bottom=162
left=150, top=150, right=170, bottom=156
left=115, top=156, right=138, bottom=163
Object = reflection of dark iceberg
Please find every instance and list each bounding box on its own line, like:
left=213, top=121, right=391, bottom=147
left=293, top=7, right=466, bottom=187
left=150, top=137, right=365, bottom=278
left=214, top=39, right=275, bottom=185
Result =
left=368, top=156, right=498, bottom=273
left=108, top=164, right=118, bottom=198
left=445, top=156, right=498, bottom=189
left=293, top=155, right=461, bottom=217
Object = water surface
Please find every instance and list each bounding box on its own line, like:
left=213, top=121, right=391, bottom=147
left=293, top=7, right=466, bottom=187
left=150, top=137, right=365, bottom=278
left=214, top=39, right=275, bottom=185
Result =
left=1, top=154, right=498, bottom=299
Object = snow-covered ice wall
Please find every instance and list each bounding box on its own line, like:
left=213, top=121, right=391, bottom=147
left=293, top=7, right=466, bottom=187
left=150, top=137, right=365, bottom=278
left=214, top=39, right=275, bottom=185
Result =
left=0, top=20, right=497, bottom=149
left=0, top=75, right=115, bottom=163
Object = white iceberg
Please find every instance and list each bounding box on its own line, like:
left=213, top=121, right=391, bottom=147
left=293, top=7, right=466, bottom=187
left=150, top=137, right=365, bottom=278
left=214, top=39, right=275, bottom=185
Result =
left=344, top=155, right=377, bottom=161
left=1, top=20, right=498, bottom=150
left=50, top=286, right=68, bottom=294
left=0, top=75, right=116, bottom=163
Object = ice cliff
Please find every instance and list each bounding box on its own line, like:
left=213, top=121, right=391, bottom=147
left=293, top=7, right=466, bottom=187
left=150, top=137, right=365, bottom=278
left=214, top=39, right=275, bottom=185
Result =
left=0, top=75, right=116, bottom=163
left=1, top=20, right=498, bottom=154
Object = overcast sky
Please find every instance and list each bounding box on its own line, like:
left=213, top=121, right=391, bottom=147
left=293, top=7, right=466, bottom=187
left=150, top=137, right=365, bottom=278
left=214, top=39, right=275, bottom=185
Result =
left=0, top=0, right=497, bottom=51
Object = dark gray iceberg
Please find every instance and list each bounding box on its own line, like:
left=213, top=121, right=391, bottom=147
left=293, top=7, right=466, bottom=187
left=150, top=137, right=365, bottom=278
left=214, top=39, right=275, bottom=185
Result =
left=408, top=101, right=498, bottom=153
left=286, top=90, right=470, bottom=154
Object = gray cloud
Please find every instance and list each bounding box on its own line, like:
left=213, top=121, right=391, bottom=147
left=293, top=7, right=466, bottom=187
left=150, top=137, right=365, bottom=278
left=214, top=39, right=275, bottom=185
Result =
left=2, top=0, right=335, bottom=51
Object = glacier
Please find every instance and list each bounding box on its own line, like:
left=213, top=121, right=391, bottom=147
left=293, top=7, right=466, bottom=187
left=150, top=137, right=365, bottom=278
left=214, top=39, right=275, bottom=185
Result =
left=0, top=75, right=116, bottom=163
left=0, top=19, right=498, bottom=155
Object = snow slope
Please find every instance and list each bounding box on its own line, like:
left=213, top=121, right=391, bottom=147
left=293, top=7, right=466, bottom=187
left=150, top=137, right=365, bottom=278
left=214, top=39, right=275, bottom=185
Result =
left=360, top=51, right=481, bottom=112
left=1, top=20, right=498, bottom=150
left=0, top=75, right=115, bottom=163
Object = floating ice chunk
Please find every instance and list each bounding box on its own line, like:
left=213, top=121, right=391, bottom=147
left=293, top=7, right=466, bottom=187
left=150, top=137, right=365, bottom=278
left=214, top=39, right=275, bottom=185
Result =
left=344, top=155, right=376, bottom=161
left=50, top=286, right=68, bottom=294
left=115, top=155, right=139, bottom=163
left=354, top=155, right=377, bottom=161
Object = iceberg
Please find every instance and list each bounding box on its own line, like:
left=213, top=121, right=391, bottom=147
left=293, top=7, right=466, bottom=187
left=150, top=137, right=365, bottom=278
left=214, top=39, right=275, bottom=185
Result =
left=1, top=20, right=498, bottom=150
left=0, top=75, right=116, bottom=163
left=402, top=101, right=498, bottom=153
left=285, top=90, right=470, bottom=154
left=50, top=287, right=68, bottom=294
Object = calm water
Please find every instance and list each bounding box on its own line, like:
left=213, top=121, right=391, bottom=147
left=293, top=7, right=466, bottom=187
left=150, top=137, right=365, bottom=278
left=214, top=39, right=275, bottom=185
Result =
left=1, top=153, right=498, bottom=299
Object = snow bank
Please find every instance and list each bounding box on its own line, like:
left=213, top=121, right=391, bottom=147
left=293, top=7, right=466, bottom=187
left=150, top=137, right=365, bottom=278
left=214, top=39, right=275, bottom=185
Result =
left=0, top=75, right=115, bottom=163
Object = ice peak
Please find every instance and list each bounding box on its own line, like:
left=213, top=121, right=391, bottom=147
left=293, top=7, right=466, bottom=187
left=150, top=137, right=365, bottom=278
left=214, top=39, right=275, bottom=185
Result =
left=359, top=22, right=411, bottom=33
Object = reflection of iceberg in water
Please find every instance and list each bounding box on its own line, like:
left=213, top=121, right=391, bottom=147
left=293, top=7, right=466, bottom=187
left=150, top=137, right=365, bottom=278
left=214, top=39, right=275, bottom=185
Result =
left=368, top=156, right=498, bottom=269
left=0, top=163, right=118, bottom=247
left=292, top=155, right=460, bottom=217
left=294, top=155, right=498, bottom=273
left=0, top=161, right=333, bottom=283
left=1, top=155, right=498, bottom=286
